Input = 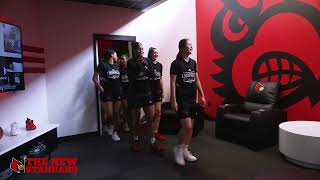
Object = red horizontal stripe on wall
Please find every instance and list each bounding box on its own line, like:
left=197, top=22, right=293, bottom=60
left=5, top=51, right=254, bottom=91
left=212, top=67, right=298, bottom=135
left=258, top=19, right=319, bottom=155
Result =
left=24, top=56, right=45, bottom=64
left=24, top=67, right=46, bottom=74
left=22, top=45, right=45, bottom=54
left=0, top=92, right=10, bottom=97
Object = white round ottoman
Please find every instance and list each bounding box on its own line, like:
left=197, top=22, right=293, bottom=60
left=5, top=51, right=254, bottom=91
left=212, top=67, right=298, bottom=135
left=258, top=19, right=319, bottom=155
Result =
left=279, top=121, right=320, bottom=170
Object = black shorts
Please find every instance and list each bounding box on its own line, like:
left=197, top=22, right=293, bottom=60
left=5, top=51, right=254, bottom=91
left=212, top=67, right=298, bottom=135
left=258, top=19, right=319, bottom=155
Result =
left=101, top=90, right=121, bottom=102
left=128, top=92, right=153, bottom=108
left=152, top=92, right=162, bottom=103
left=177, top=96, right=197, bottom=119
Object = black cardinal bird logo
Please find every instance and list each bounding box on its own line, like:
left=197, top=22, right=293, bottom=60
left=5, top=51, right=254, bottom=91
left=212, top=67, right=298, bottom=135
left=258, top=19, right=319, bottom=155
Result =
left=211, top=0, right=320, bottom=108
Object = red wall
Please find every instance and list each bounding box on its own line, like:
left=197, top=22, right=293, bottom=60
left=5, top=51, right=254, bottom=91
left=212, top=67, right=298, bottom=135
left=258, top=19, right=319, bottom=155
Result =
left=196, top=0, right=320, bottom=121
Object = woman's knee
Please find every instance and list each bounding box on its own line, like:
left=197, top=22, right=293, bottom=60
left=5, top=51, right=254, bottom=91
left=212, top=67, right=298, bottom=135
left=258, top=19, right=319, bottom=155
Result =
left=106, top=114, right=114, bottom=120
left=182, top=119, right=193, bottom=132
left=154, top=108, right=161, bottom=118
left=185, top=125, right=193, bottom=133
left=113, top=109, right=120, bottom=115
left=144, top=106, right=154, bottom=118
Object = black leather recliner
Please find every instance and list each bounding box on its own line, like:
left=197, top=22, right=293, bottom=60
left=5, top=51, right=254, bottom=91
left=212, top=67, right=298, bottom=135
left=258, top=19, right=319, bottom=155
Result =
left=215, top=81, right=287, bottom=151
left=159, top=102, right=204, bottom=137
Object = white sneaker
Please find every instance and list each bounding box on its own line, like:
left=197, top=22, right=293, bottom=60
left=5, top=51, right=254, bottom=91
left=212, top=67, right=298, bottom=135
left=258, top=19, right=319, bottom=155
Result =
left=183, top=149, right=197, bottom=162
left=111, top=132, right=120, bottom=142
left=104, top=125, right=114, bottom=136
left=10, top=122, right=20, bottom=136
left=123, top=123, right=130, bottom=132
left=173, top=146, right=185, bottom=166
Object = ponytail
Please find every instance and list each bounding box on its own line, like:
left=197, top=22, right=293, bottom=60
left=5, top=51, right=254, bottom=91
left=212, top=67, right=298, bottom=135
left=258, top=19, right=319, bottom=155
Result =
left=176, top=51, right=182, bottom=60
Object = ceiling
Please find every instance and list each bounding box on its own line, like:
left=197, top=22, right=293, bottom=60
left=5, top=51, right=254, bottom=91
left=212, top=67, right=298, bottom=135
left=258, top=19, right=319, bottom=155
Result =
left=65, top=0, right=166, bottom=11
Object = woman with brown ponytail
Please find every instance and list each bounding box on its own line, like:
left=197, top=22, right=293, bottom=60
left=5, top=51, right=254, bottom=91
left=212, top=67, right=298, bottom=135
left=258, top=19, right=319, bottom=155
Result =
left=170, top=39, right=206, bottom=166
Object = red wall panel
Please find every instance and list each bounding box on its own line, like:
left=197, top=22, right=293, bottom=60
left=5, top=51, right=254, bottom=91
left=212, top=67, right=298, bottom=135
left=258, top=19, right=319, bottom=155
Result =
left=196, top=0, right=320, bottom=121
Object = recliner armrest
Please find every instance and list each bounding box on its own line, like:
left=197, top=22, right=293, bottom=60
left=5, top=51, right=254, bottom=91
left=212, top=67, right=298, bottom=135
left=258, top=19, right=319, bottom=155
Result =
left=251, top=109, right=287, bottom=125
left=216, top=104, right=245, bottom=124
left=251, top=108, right=283, bottom=115
left=219, top=104, right=243, bottom=113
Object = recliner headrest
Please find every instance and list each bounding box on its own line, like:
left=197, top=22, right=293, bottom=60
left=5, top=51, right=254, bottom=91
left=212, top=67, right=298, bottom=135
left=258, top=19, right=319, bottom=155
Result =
left=246, top=81, right=280, bottom=104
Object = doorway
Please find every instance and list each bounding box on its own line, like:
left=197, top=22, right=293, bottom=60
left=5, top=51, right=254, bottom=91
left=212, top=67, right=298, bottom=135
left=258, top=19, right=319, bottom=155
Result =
left=93, top=34, right=136, bottom=135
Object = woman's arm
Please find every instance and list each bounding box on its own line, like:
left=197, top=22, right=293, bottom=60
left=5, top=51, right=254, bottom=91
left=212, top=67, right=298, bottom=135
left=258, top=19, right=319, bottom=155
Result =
left=92, top=71, right=104, bottom=92
left=170, top=74, right=178, bottom=111
left=160, top=78, right=164, bottom=99
left=160, top=63, right=164, bottom=99
left=195, top=73, right=206, bottom=107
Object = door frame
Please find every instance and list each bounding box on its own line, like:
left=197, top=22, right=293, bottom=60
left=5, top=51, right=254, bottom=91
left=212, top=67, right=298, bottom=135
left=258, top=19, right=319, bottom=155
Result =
left=92, top=34, right=136, bottom=135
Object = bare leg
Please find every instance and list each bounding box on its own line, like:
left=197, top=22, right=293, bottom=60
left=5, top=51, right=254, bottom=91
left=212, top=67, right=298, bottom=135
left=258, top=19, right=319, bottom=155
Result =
left=102, top=102, right=114, bottom=126
left=131, top=108, right=141, bottom=139
left=121, top=99, right=130, bottom=131
left=130, top=107, right=143, bottom=152
left=153, top=102, right=162, bottom=133
left=142, top=105, right=155, bottom=139
left=174, top=117, right=193, bottom=165
left=101, top=103, right=109, bottom=126
left=143, top=105, right=164, bottom=153
left=113, top=101, right=121, bottom=132
left=178, top=118, right=193, bottom=146
left=180, top=118, right=197, bottom=162
left=102, top=102, right=114, bottom=135
left=185, top=119, right=194, bottom=145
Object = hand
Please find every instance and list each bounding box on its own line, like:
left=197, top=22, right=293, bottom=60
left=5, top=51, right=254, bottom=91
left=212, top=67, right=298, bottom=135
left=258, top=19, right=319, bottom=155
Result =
left=199, top=96, right=206, bottom=107
left=171, top=101, right=178, bottom=112
left=138, top=57, right=144, bottom=64
left=99, top=86, right=104, bottom=93
left=161, top=93, right=164, bottom=99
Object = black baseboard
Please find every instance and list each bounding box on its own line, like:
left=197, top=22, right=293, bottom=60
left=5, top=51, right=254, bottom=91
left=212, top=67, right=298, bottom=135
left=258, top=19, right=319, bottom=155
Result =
left=58, top=131, right=99, bottom=143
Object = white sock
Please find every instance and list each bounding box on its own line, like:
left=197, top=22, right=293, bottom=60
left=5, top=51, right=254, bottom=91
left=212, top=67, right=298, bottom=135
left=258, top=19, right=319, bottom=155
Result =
left=113, top=131, right=117, bottom=135
left=183, top=144, right=189, bottom=150
left=179, top=144, right=185, bottom=151
left=134, top=136, right=139, bottom=141
left=150, top=137, right=156, bottom=144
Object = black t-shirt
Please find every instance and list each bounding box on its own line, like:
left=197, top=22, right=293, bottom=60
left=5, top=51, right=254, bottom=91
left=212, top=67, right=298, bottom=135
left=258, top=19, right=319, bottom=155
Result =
left=97, top=61, right=121, bottom=92
left=127, top=57, right=155, bottom=95
left=170, top=58, right=197, bottom=98
left=120, top=66, right=129, bottom=91
left=150, top=61, right=162, bottom=94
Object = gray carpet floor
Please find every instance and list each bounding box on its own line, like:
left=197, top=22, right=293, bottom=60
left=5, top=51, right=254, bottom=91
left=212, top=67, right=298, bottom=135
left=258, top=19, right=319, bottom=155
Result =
left=15, top=121, right=320, bottom=180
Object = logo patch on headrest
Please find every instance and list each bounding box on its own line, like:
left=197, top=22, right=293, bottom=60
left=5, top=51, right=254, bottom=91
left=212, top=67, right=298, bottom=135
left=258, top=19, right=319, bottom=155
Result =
left=254, top=83, right=264, bottom=93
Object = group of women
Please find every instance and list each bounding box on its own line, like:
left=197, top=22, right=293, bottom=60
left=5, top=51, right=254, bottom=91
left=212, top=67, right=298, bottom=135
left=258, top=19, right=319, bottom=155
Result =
left=93, top=39, right=206, bottom=166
